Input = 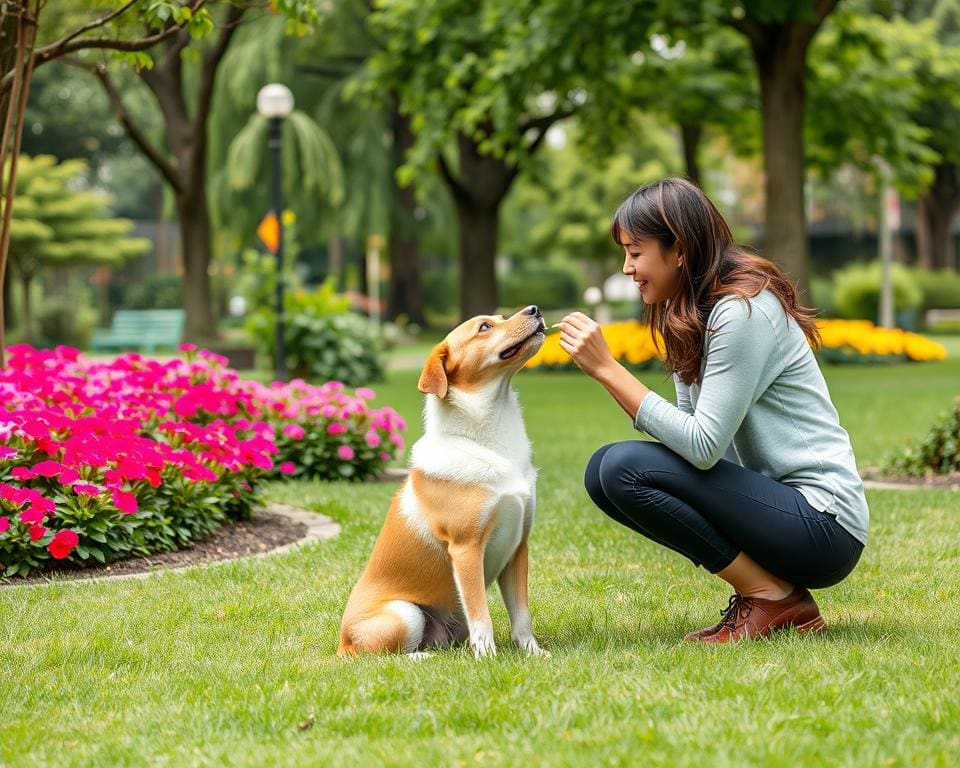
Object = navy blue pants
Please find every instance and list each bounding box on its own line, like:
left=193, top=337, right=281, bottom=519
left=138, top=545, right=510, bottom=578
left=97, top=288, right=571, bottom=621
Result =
left=584, top=441, right=863, bottom=589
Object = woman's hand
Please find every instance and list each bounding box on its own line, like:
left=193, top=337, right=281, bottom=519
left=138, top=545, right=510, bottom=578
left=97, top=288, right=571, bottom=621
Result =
left=556, top=312, right=618, bottom=380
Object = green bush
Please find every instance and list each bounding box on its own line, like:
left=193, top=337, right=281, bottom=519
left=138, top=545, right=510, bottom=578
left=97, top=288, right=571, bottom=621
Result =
left=122, top=274, right=183, bottom=310
left=243, top=257, right=383, bottom=385
left=501, top=264, right=582, bottom=310
left=809, top=276, right=838, bottom=316
left=423, top=272, right=458, bottom=314
left=914, top=269, right=960, bottom=311
left=38, top=297, right=97, bottom=348
left=886, top=397, right=960, bottom=476
left=832, top=261, right=922, bottom=324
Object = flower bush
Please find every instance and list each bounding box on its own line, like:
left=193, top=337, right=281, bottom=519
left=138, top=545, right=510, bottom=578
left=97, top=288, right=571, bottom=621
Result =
left=525, top=317, right=947, bottom=371
left=0, top=344, right=405, bottom=578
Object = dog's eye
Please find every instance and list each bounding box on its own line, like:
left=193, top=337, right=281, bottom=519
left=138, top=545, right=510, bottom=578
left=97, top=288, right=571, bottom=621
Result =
left=478, top=322, right=491, bottom=333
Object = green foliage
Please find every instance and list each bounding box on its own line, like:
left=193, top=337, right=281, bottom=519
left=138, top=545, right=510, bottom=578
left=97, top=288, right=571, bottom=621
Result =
left=500, top=265, right=582, bottom=311
left=240, top=248, right=384, bottom=385
left=37, top=297, right=98, bottom=349
left=5, top=155, right=150, bottom=279
left=122, top=274, right=184, bottom=310
left=832, top=261, right=923, bottom=322
left=913, top=268, right=960, bottom=311
left=886, top=396, right=960, bottom=476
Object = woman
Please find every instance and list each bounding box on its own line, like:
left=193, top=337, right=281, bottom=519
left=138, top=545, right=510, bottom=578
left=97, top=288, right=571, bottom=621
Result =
left=559, top=177, right=867, bottom=643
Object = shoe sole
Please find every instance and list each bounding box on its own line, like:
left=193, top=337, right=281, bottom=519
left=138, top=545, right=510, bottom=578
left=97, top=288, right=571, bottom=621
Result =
left=794, top=615, right=826, bottom=634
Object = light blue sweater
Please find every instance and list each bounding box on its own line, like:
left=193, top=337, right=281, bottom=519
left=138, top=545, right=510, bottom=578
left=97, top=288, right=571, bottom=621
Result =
left=634, top=289, right=869, bottom=545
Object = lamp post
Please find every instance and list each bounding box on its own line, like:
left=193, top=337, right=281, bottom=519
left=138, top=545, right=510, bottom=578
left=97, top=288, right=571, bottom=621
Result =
left=256, top=83, right=295, bottom=380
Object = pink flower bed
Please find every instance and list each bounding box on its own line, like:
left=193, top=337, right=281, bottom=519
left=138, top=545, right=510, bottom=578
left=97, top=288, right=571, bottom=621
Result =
left=0, top=344, right=406, bottom=578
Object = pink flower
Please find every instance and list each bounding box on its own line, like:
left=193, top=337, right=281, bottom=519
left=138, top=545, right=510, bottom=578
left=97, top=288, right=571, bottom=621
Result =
left=337, top=445, right=355, bottom=461
left=48, top=529, right=79, bottom=559
left=379, top=452, right=391, bottom=462
left=279, top=461, right=296, bottom=475
left=29, top=523, right=46, bottom=541
left=0, top=446, right=17, bottom=460
left=20, top=506, right=46, bottom=525
left=365, top=431, right=382, bottom=448
left=0, top=516, right=9, bottom=533
left=112, top=490, right=138, bottom=515
left=73, top=484, right=102, bottom=496
left=178, top=343, right=198, bottom=353
left=321, top=405, right=338, bottom=418
left=32, top=460, right=62, bottom=478
left=327, top=422, right=347, bottom=436
left=355, top=387, right=376, bottom=400
left=282, top=424, right=305, bottom=440
left=11, top=466, right=34, bottom=481
left=59, top=467, right=80, bottom=484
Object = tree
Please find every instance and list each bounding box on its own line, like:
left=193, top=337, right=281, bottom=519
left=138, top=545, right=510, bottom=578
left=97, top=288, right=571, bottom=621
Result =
left=362, top=0, right=656, bottom=320
left=666, top=0, right=841, bottom=299
left=4, top=154, right=150, bottom=341
left=0, top=0, right=209, bottom=365
left=75, top=1, right=320, bottom=342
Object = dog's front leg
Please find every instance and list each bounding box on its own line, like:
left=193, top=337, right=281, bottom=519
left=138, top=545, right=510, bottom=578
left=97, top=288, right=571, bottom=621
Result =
left=497, top=537, right=548, bottom=657
left=448, top=543, right=495, bottom=657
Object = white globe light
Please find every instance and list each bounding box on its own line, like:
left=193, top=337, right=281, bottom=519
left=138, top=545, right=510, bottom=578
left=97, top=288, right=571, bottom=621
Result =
left=583, top=286, right=603, bottom=306
left=603, top=272, right=639, bottom=302
left=256, top=83, right=294, bottom=118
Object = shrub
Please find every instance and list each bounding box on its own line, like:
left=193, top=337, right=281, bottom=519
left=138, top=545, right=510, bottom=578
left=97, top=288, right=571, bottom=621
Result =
left=123, top=274, right=183, bottom=310
left=832, top=261, right=922, bottom=325
left=501, top=264, right=582, bottom=311
left=0, top=344, right=406, bottom=578
left=885, top=397, right=960, bottom=476
left=38, top=297, right=97, bottom=348
left=242, top=252, right=384, bottom=386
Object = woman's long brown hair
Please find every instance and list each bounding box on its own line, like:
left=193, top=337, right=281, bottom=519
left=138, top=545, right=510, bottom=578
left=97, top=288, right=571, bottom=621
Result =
left=612, top=177, right=821, bottom=386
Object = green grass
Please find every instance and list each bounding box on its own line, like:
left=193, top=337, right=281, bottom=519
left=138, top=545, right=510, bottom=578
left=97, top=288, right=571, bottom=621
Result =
left=2, top=352, right=959, bottom=766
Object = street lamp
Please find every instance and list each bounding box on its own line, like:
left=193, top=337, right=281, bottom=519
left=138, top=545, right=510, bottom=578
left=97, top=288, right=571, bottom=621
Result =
left=256, top=83, right=295, bottom=380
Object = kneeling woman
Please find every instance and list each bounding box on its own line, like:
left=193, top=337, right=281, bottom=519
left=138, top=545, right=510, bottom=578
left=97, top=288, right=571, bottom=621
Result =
left=559, top=178, right=867, bottom=643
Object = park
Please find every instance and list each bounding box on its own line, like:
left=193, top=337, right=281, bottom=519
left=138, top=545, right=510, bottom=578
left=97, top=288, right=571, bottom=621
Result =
left=1, top=1, right=959, bottom=765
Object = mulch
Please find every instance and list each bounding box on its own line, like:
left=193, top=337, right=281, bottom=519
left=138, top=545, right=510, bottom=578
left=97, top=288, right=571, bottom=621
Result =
left=860, top=467, right=960, bottom=489
left=2, top=510, right=308, bottom=588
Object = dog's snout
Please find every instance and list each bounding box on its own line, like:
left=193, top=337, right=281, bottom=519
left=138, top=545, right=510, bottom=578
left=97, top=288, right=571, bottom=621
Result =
left=524, top=305, right=541, bottom=317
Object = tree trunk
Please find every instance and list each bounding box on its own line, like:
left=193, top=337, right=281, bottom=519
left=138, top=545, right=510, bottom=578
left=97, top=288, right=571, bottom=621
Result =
left=176, top=189, right=216, bottom=341
left=2, top=266, right=13, bottom=332
left=453, top=199, right=500, bottom=318
left=680, top=123, right=703, bottom=187
left=387, top=102, right=426, bottom=325
left=754, top=44, right=810, bottom=300
left=438, top=131, right=517, bottom=321
left=922, top=162, right=960, bottom=271
left=915, top=195, right=931, bottom=269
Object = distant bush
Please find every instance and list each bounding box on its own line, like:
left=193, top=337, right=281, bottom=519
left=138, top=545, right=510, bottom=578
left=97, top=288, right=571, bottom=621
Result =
left=38, top=297, right=97, bottom=349
left=122, top=274, right=183, bottom=310
left=914, top=269, right=960, bottom=312
left=832, top=261, right=922, bottom=325
left=501, top=264, right=582, bottom=310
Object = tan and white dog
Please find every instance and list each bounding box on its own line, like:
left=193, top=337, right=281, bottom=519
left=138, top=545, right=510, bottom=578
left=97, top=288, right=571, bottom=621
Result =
left=338, top=305, right=547, bottom=658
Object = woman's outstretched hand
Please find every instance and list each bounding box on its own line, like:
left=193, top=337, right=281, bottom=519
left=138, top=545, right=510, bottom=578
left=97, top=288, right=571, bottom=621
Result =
left=556, top=312, right=617, bottom=380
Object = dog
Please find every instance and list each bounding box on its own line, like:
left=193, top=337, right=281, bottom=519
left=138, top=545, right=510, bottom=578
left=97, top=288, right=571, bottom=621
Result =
left=338, top=305, right=548, bottom=658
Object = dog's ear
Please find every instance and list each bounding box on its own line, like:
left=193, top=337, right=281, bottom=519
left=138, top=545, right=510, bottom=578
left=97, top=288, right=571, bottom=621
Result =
left=418, top=342, right=449, bottom=399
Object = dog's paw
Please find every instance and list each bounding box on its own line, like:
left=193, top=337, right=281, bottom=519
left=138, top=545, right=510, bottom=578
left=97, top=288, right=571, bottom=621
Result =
left=515, top=635, right=551, bottom=658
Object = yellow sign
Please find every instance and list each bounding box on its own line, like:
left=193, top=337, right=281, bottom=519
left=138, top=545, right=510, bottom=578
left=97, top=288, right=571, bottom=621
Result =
left=257, top=211, right=280, bottom=254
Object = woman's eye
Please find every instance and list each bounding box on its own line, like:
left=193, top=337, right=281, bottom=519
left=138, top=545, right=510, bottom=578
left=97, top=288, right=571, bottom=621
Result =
left=479, top=322, right=491, bottom=332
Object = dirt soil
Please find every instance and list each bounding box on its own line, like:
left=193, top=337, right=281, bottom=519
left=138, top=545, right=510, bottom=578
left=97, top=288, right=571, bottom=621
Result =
left=2, top=510, right=308, bottom=587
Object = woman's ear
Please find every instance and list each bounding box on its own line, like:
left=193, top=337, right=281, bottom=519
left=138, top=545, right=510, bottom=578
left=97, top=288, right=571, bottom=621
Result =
left=418, top=342, right=449, bottom=399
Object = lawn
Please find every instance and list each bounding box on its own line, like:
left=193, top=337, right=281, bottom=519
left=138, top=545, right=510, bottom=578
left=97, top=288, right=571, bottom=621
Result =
left=1, top=351, right=958, bottom=766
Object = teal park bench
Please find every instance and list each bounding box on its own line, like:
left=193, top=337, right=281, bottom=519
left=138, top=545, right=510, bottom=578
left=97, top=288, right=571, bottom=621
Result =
left=90, top=309, right=186, bottom=354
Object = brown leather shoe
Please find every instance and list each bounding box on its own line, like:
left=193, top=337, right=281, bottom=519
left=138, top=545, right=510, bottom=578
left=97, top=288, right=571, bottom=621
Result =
left=684, top=587, right=825, bottom=643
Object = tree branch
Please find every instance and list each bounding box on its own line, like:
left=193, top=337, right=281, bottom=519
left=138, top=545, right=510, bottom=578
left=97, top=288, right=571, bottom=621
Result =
left=69, top=59, right=184, bottom=193
left=50, top=0, right=139, bottom=50
left=436, top=151, right=468, bottom=201
left=0, top=0, right=208, bottom=96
